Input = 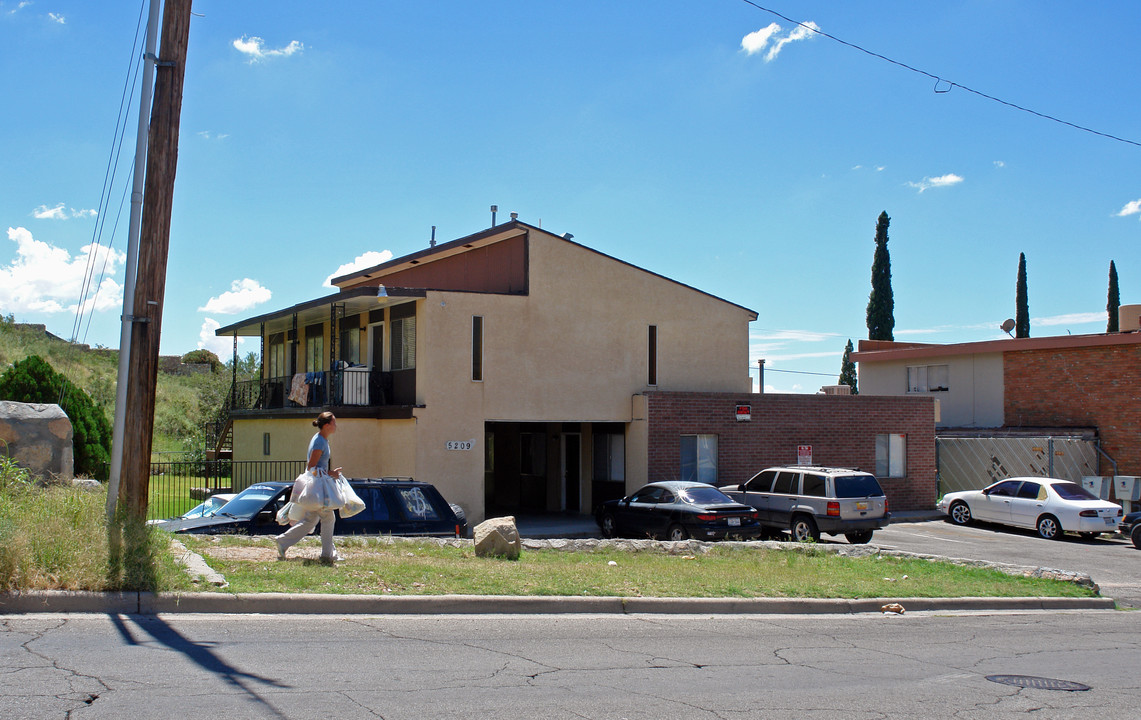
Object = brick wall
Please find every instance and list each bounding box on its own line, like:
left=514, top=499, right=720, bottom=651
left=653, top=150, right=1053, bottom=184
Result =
left=1005, top=344, right=1141, bottom=478
left=645, top=392, right=937, bottom=511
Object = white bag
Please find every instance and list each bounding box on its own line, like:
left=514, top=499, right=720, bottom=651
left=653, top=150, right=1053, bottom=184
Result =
left=275, top=502, right=296, bottom=526
left=334, top=473, right=366, bottom=518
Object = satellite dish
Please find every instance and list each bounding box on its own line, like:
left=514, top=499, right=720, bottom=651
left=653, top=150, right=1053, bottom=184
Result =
left=1000, top=318, right=1016, bottom=336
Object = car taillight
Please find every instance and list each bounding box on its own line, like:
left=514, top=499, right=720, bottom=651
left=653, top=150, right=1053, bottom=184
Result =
left=455, top=524, right=462, bottom=537
left=827, top=501, right=840, bottom=517
left=696, top=514, right=717, bottom=521
left=751, top=511, right=759, bottom=520
left=884, top=497, right=889, bottom=512
left=1079, top=510, right=1098, bottom=517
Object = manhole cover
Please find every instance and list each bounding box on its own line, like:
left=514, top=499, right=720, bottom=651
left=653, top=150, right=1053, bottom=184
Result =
left=986, top=675, right=1091, bottom=692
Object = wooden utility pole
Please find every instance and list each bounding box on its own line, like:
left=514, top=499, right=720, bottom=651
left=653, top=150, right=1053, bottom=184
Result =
left=119, top=0, right=193, bottom=521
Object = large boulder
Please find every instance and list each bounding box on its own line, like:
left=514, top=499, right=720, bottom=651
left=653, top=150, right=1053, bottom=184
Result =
left=473, top=515, right=522, bottom=559
left=0, top=401, right=74, bottom=482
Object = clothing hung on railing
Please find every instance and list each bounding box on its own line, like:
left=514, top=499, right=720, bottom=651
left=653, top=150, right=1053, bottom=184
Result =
left=288, top=373, right=308, bottom=406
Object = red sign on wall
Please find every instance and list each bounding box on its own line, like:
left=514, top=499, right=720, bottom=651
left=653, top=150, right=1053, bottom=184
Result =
left=797, top=445, right=812, bottom=465
left=735, top=404, right=752, bottom=422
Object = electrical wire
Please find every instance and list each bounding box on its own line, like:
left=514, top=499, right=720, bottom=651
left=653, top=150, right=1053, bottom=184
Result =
left=56, top=0, right=148, bottom=408
left=737, top=0, right=1141, bottom=148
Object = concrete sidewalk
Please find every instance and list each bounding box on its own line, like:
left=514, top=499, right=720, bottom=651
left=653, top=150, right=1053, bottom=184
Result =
left=0, top=590, right=1116, bottom=615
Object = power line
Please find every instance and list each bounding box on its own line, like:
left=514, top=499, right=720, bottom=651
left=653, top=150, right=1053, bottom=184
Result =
left=737, top=0, right=1141, bottom=148
left=764, top=367, right=837, bottom=378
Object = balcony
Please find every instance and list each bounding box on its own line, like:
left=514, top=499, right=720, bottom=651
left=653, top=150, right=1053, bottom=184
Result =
left=230, top=367, right=406, bottom=417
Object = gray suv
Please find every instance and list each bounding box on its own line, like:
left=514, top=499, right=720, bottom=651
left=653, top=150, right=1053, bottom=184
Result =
left=720, top=466, right=890, bottom=543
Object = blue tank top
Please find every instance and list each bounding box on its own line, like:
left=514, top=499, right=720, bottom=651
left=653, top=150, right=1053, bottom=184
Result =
left=307, top=433, right=330, bottom=473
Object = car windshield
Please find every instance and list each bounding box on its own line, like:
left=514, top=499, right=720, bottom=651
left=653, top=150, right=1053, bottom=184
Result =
left=215, top=486, right=279, bottom=519
left=1051, top=482, right=1098, bottom=501
left=182, top=497, right=222, bottom=519
left=834, top=474, right=884, bottom=498
left=679, top=486, right=733, bottom=505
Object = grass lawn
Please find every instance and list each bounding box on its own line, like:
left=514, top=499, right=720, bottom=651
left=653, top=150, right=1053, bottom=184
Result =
left=180, top=535, right=1098, bottom=599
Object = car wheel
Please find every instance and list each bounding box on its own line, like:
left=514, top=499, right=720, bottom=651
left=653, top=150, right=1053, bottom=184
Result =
left=600, top=513, right=617, bottom=539
left=949, top=501, right=972, bottom=526
left=844, top=530, right=874, bottom=545
left=1131, top=524, right=1141, bottom=550
left=790, top=515, right=820, bottom=543
left=667, top=524, right=689, bottom=542
left=1036, top=514, right=1063, bottom=540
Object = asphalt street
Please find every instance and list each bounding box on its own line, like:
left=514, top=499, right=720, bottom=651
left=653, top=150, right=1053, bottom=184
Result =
left=869, top=519, right=1141, bottom=608
left=3, top=610, right=1139, bottom=719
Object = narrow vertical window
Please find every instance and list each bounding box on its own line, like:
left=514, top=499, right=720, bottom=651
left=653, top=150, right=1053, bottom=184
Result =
left=648, top=324, right=657, bottom=386
left=263, top=433, right=271, bottom=456
left=471, top=315, right=484, bottom=382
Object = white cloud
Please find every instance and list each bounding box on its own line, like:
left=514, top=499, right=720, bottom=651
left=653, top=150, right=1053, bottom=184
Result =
left=46, top=11, right=62, bottom=23
left=1032, top=311, right=1105, bottom=327
left=233, top=35, right=304, bottom=63
left=198, top=278, right=272, bottom=314
left=0, top=226, right=125, bottom=314
left=750, top=328, right=839, bottom=343
left=907, top=173, right=964, bottom=192
left=741, top=21, right=819, bottom=62
left=324, top=250, right=394, bottom=287
left=8, top=1, right=32, bottom=15
left=741, top=23, right=781, bottom=56
left=1116, top=199, right=1141, bottom=218
left=33, top=202, right=97, bottom=220
left=876, top=166, right=885, bottom=172
left=198, top=317, right=246, bottom=357
left=993, top=160, right=1005, bottom=168
left=197, top=130, right=230, bottom=141
left=69, top=278, right=123, bottom=314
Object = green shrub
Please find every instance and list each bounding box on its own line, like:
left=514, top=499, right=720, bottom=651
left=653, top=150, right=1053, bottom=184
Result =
left=0, top=355, right=112, bottom=479
left=181, top=349, right=221, bottom=373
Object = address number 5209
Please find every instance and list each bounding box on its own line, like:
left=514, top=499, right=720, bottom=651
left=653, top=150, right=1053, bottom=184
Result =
left=446, top=440, right=475, bottom=451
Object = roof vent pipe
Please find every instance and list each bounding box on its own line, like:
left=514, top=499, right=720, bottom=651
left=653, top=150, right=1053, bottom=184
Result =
left=510, top=212, right=518, bottom=221
left=430, top=225, right=436, bottom=248
left=490, top=205, right=498, bottom=226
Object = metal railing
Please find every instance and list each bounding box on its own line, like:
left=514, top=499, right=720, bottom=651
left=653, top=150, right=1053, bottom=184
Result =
left=230, top=368, right=394, bottom=411
left=147, top=459, right=306, bottom=520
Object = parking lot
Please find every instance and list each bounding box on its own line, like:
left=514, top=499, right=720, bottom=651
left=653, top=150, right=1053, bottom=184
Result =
left=871, top=519, right=1141, bottom=608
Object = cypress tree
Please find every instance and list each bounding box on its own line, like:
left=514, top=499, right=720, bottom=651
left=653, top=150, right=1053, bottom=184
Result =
left=839, top=339, right=859, bottom=394
left=1015, top=252, right=1030, bottom=338
left=1107, top=260, right=1120, bottom=333
left=866, top=211, right=895, bottom=341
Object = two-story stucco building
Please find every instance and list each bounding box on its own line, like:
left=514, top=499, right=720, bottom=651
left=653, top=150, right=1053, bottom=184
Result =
left=215, top=220, right=757, bottom=523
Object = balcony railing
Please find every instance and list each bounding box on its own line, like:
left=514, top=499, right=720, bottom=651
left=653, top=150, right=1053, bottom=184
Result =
left=231, top=368, right=395, bottom=411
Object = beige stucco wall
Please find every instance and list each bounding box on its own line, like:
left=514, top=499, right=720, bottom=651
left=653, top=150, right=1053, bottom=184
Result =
left=858, top=352, right=1004, bottom=428
left=231, top=416, right=417, bottom=491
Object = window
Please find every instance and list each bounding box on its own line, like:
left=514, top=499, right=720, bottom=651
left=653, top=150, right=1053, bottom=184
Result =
left=834, top=474, right=885, bottom=498
left=745, top=470, right=777, bottom=493
left=648, top=325, right=657, bottom=386
left=801, top=473, right=826, bottom=497
left=771, top=471, right=799, bottom=495
left=593, top=433, right=626, bottom=482
left=305, top=325, right=324, bottom=372
left=907, top=364, right=949, bottom=392
left=472, top=316, right=483, bottom=382
left=988, top=480, right=1022, bottom=497
left=339, top=318, right=361, bottom=365
left=680, top=434, right=718, bottom=484
left=263, top=432, right=271, bottom=456
left=391, top=316, right=416, bottom=370
left=1016, top=481, right=1042, bottom=500
left=630, top=486, right=665, bottom=504
left=267, top=333, right=286, bottom=378
left=875, top=434, right=907, bottom=478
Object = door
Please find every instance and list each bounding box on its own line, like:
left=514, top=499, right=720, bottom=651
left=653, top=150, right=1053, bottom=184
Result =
left=367, top=322, right=384, bottom=404
left=768, top=471, right=802, bottom=527
left=975, top=480, right=1020, bottom=523
left=561, top=434, right=581, bottom=513
left=735, top=470, right=777, bottom=525
left=1008, top=480, right=1045, bottom=528
left=619, top=486, right=663, bottom=537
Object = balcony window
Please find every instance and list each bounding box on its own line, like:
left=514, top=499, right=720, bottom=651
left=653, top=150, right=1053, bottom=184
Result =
left=391, top=316, right=416, bottom=371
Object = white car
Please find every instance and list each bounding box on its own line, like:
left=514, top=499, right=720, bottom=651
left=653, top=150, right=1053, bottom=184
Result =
left=938, top=477, right=1122, bottom=540
left=147, top=493, right=235, bottom=527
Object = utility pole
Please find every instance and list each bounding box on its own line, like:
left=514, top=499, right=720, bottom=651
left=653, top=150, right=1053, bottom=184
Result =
left=118, top=0, right=193, bottom=521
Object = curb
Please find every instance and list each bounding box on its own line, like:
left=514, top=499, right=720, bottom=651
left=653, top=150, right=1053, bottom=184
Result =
left=0, top=591, right=1117, bottom=615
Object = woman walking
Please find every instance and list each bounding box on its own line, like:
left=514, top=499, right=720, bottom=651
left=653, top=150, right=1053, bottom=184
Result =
left=275, top=411, right=343, bottom=562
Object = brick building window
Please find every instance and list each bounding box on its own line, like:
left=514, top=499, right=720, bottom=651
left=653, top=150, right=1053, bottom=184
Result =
left=593, top=433, right=625, bottom=482
left=876, top=433, right=907, bottom=478
left=680, top=434, right=718, bottom=484
left=907, top=364, right=949, bottom=392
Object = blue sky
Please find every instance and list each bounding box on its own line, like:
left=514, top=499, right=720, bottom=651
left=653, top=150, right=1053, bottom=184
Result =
left=2, top=1, right=1139, bottom=392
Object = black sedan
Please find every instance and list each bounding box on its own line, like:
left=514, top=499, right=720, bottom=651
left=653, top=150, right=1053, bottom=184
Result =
left=595, top=481, right=762, bottom=541
left=1121, top=510, right=1141, bottom=549
left=155, top=478, right=466, bottom=538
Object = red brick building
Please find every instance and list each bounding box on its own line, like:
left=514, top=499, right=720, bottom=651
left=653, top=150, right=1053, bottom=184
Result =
left=853, top=331, right=1141, bottom=483
left=638, top=391, right=938, bottom=511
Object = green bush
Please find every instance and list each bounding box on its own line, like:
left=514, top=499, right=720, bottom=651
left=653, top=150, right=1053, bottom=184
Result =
left=0, top=355, right=112, bottom=479
left=181, top=349, right=222, bottom=373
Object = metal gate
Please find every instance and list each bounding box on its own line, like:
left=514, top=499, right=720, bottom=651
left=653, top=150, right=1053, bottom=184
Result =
left=936, top=436, right=1100, bottom=495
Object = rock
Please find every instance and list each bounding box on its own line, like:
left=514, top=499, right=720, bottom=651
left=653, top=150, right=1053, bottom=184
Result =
left=71, top=478, right=102, bottom=492
left=0, top=401, right=73, bottom=482
left=473, top=516, right=522, bottom=559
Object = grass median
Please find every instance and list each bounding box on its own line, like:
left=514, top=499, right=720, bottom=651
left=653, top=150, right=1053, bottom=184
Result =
left=180, top=535, right=1097, bottom=599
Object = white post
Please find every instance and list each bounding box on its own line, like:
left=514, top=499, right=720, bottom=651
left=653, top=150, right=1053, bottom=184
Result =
left=108, top=0, right=162, bottom=521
